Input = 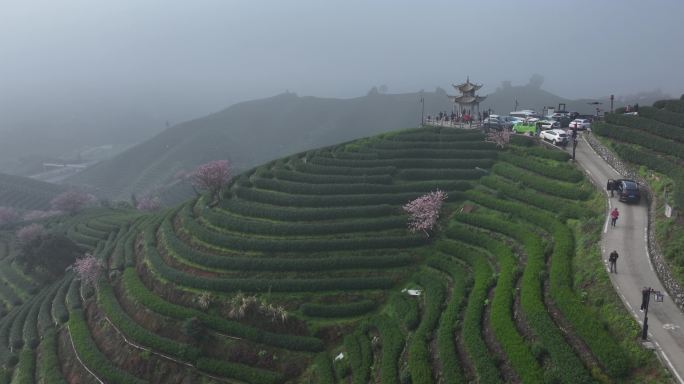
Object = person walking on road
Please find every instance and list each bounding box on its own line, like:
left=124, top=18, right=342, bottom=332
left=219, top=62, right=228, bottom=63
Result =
left=607, top=179, right=615, bottom=197
left=608, top=250, right=619, bottom=273
left=610, top=207, right=620, bottom=227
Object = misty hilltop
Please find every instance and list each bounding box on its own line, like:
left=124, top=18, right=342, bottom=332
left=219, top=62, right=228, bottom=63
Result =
left=65, top=90, right=452, bottom=201
left=64, top=84, right=669, bottom=203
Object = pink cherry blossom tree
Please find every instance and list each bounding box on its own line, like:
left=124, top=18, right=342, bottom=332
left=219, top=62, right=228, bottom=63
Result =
left=73, top=253, right=103, bottom=288
left=191, top=160, right=232, bottom=203
left=403, top=190, right=448, bottom=238
left=485, top=130, right=512, bottom=149
left=16, top=223, right=47, bottom=244
left=136, top=195, right=161, bottom=212
left=51, top=190, right=96, bottom=215
left=22, top=210, right=62, bottom=221
left=0, top=207, right=18, bottom=226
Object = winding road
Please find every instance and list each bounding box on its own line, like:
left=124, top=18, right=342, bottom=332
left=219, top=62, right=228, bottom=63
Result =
left=567, top=135, right=684, bottom=383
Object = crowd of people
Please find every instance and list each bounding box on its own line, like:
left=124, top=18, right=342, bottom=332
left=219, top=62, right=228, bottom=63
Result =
left=425, top=110, right=489, bottom=127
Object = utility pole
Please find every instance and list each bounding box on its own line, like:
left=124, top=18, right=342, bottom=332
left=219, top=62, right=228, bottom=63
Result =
left=420, top=96, right=425, bottom=127
left=610, top=94, right=614, bottom=113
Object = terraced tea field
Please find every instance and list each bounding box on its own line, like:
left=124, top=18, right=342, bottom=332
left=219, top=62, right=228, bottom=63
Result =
left=0, top=126, right=663, bottom=383
left=0, top=173, right=65, bottom=211
left=593, top=99, right=684, bottom=279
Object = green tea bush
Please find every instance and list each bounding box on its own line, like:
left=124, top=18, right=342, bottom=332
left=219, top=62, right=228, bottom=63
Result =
left=122, top=268, right=324, bottom=351
left=593, top=122, right=684, bottom=159
left=498, top=152, right=583, bottom=182
left=234, top=186, right=466, bottom=208
left=201, top=209, right=406, bottom=236
left=13, top=349, right=35, bottom=384
left=396, top=168, right=483, bottom=181
left=605, top=113, right=684, bottom=143
left=373, top=140, right=494, bottom=150
left=427, top=256, right=467, bottom=384
left=67, top=308, right=148, bottom=384
left=312, top=353, right=336, bottom=384
left=197, top=358, right=284, bottom=384
left=640, top=106, right=684, bottom=128
left=373, top=315, right=404, bottom=384
left=491, top=163, right=591, bottom=200
left=51, top=275, right=72, bottom=324
left=513, top=146, right=571, bottom=162
left=408, top=269, right=446, bottom=384
left=480, top=175, right=591, bottom=219
left=0, top=313, right=18, bottom=367
left=97, top=281, right=201, bottom=362
left=38, top=282, right=60, bottom=334
left=294, top=162, right=396, bottom=176
left=273, top=168, right=393, bottom=184
left=161, top=219, right=414, bottom=271
left=37, top=329, right=67, bottom=384
left=221, top=198, right=398, bottom=221
left=181, top=212, right=424, bottom=253
left=301, top=300, right=376, bottom=318
left=388, top=293, right=419, bottom=330
left=251, top=177, right=469, bottom=195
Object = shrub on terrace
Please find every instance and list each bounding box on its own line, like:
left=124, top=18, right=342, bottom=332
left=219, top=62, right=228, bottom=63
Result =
left=16, top=230, right=80, bottom=279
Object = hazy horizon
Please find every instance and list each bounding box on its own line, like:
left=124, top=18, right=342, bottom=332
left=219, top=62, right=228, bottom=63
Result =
left=1, top=0, right=682, bottom=149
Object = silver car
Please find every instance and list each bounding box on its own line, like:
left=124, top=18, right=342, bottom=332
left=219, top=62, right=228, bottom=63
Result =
left=539, top=129, right=569, bottom=146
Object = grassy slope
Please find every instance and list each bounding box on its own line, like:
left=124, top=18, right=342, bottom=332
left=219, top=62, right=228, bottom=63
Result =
left=0, top=126, right=671, bottom=383
left=593, top=99, right=684, bottom=287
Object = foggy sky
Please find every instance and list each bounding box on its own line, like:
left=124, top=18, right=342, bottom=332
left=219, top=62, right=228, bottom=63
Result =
left=1, top=0, right=683, bottom=133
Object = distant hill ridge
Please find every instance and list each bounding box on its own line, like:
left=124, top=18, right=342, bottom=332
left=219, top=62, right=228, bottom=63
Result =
left=0, top=172, right=65, bottom=211
left=66, top=86, right=669, bottom=203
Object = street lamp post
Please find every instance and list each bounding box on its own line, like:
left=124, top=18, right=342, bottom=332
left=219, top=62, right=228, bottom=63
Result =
left=641, top=287, right=665, bottom=340
left=641, top=287, right=651, bottom=340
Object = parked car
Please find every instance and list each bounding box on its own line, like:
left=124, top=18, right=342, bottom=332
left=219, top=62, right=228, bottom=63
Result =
left=512, top=121, right=539, bottom=135
left=484, top=116, right=513, bottom=130
left=616, top=179, right=641, bottom=203
left=539, top=129, right=569, bottom=146
left=569, top=119, right=591, bottom=130
left=483, top=119, right=505, bottom=131
left=539, top=119, right=560, bottom=129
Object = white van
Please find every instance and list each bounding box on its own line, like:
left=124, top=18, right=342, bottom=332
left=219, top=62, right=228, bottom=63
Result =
left=510, top=110, right=539, bottom=120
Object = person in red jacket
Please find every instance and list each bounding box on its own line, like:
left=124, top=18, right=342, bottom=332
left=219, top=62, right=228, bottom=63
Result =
left=610, top=208, right=620, bottom=227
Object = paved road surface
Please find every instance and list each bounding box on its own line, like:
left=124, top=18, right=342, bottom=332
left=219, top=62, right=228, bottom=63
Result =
left=566, top=135, right=684, bottom=383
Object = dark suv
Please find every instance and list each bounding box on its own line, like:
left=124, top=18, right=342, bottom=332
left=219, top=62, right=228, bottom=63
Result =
left=616, top=179, right=640, bottom=203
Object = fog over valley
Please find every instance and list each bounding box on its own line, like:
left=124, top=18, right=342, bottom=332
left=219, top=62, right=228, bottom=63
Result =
left=0, top=0, right=682, bottom=177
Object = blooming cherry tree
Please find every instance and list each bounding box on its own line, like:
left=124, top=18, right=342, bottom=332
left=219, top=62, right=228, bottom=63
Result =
left=136, top=195, right=161, bottom=212
left=191, top=160, right=232, bottom=202
left=403, top=190, right=448, bottom=238
left=73, top=253, right=103, bottom=288
left=485, top=129, right=512, bottom=148
left=0, top=207, right=18, bottom=226
left=51, top=190, right=96, bottom=215
left=16, top=223, right=47, bottom=244
left=22, top=210, right=61, bottom=221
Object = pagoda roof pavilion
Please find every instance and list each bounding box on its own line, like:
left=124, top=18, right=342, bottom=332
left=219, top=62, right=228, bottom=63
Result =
left=452, top=76, right=483, bottom=94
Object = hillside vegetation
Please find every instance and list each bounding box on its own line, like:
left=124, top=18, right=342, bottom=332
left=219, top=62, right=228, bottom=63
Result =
left=593, top=97, right=684, bottom=284
left=65, top=90, right=454, bottom=203
left=0, top=126, right=667, bottom=383
left=0, top=173, right=65, bottom=211
left=63, top=87, right=669, bottom=205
